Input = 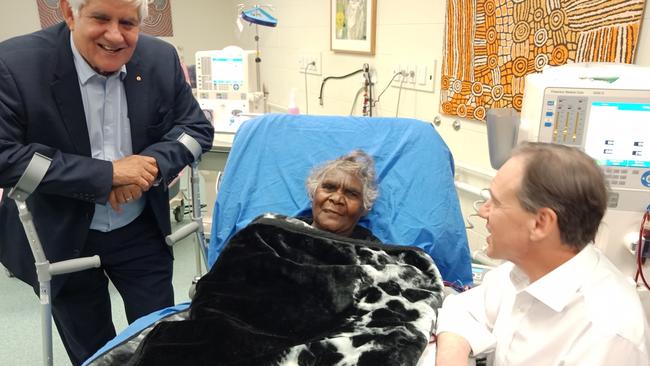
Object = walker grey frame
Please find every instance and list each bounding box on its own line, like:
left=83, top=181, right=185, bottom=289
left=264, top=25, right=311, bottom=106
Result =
left=165, top=134, right=208, bottom=294
left=8, top=153, right=101, bottom=366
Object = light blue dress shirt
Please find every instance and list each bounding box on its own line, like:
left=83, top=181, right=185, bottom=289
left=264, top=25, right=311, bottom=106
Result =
left=70, top=36, right=145, bottom=232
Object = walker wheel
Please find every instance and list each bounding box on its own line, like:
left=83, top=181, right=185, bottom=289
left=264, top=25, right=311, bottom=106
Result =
left=174, top=206, right=184, bottom=222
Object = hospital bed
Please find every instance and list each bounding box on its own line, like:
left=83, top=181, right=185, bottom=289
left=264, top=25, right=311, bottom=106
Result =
left=82, top=114, right=472, bottom=365
left=209, top=114, right=472, bottom=284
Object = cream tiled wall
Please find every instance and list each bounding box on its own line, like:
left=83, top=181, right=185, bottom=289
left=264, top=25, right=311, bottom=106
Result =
left=231, top=0, right=650, bottom=255
left=0, top=1, right=235, bottom=66
left=2, top=0, right=649, bottom=254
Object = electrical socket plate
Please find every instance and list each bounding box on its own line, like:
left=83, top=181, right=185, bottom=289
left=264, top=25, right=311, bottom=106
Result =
left=298, top=52, right=322, bottom=75
left=391, top=60, right=437, bottom=92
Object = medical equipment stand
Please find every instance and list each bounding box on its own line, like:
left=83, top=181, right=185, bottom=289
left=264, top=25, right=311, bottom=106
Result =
left=164, top=134, right=208, bottom=297
left=8, top=153, right=101, bottom=366
left=318, top=63, right=375, bottom=116
left=239, top=4, right=277, bottom=95
left=165, top=161, right=208, bottom=272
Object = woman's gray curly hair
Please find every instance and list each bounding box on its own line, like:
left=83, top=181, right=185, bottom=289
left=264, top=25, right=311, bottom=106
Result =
left=306, top=150, right=379, bottom=210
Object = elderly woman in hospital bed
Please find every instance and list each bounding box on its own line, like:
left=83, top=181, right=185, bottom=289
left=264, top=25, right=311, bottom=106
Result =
left=83, top=114, right=471, bottom=365
left=123, top=151, right=441, bottom=365
left=301, top=149, right=381, bottom=241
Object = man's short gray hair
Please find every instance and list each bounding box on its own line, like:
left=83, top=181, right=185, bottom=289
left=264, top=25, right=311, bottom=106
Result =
left=306, top=150, right=379, bottom=211
left=65, top=0, right=149, bottom=22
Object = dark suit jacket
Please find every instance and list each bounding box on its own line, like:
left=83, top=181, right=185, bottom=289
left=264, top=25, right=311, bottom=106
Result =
left=0, top=23, right=214, bottom=296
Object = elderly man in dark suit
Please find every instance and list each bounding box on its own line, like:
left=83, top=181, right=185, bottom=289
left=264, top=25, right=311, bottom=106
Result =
left=0, top=0, right=214, bottom=364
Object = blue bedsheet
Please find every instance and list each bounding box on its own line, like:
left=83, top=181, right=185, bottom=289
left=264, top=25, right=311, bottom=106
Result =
left=83, top=303, right=190, bottom=365
left=208, top=114, right=472, bottom=286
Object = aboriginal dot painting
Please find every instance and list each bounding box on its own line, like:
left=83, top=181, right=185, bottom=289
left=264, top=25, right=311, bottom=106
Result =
left=440, top=0, right=645, bottom=121
left=36, top=0, right=174, bottom=37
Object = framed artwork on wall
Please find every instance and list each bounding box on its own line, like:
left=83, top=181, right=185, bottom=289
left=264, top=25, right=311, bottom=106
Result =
left=439, top=0, right=645, bottom=122
left=330, top=0, right=376, bottom=55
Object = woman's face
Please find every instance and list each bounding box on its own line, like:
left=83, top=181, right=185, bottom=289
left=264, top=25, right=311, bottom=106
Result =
left=311, top=169, right=366, bottom=237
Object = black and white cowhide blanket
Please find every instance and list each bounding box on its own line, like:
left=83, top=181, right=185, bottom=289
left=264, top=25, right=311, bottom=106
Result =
left=93, top=214, right=444, bottom=366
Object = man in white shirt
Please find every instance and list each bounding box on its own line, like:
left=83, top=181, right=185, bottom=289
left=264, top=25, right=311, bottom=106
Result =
left=435, top=142, right=650, bottom=365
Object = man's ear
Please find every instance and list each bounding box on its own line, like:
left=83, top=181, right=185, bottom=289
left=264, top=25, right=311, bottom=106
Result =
left=60, top=0, right=76, bottom=30
left=529, top=207, right=558, bottom=242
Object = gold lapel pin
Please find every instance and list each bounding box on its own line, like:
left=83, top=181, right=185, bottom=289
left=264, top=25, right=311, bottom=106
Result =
left=136, top=75, right=142, bottom=81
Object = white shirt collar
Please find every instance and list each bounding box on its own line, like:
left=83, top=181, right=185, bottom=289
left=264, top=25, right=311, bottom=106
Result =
left=509, top=245, right=599, bottom=312
left=69, top=34, right=127, bottom=84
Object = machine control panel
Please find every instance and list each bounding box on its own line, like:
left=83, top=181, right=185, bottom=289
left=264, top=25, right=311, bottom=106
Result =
left=540, top=96, right=587, bottom=146
left=520, top=65, right=650, bottom=282
left=538, top=88, right=650, bottom=212
left=642, top=171, right=650, bottom=188
left=195, top=48, right=258, bottom=97
left=195, top=48, right=262, bottom=134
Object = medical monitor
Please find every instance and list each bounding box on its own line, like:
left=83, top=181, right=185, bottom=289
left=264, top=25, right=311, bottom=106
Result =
left=539, top=89, right=648, bottom=163
left=531, top=88, right=649, bottom=212
left=207, top=56, right=243, bottom=87
left=520, top=66, right=650, bottom=213
left=518, top=64, right=650, bottom=285
left=195, top=48, right=257, bottom=97
left=195, top=47, right=262, bottom=134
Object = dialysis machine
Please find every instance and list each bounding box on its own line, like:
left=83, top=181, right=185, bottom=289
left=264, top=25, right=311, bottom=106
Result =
left=519, top=63, right=650, bottom=287
left=195, top=46, right=265, bottom=133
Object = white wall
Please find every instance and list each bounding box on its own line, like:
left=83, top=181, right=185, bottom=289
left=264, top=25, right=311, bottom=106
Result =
left=3, top=0, right=649, bottom=264
left=0, top=1, right=234, bottom=64
left=0, top=1, right=41, bottom=41
left=231, top=0, right=650, bottom=257
left=162, top=0, right=236, bottom=64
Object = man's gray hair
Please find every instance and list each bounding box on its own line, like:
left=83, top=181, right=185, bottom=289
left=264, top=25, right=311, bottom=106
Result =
left=511, top=142, right=608, bottom=250
left=306, top=150, right=379, bottom=211
left=66, top=0, right=149, bottom=22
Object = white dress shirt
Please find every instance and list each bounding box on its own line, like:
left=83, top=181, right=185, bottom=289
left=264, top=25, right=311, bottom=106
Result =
left=70, top=36, right=145, bottom=232
left=436, top=245, right=650, bottom=365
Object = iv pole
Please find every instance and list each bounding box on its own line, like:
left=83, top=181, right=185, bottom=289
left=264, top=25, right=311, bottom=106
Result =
left=238, top=4, right=278, bottom=110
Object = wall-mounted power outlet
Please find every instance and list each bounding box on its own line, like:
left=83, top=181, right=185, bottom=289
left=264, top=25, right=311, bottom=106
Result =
left=391, top=60, right=437, bottom=92
left=298, top=52, right=322, bottom=75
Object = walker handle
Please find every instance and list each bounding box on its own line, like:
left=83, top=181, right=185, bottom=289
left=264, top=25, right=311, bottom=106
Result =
left=49, top=256, right=101, bottom=276
left=166, top=221, right=200, bottom=246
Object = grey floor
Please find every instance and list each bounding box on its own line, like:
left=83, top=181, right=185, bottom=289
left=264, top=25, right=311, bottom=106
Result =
left=0, top=216, right=206, bottom=366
